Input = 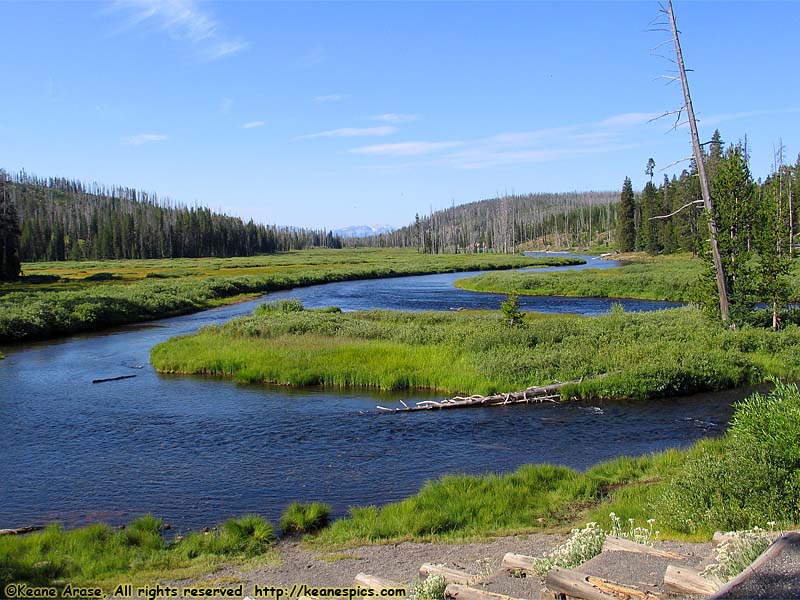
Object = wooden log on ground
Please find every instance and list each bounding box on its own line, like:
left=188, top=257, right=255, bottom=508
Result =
left=501, top=552, right=537, bottom=571
left=92, top=374, right=137, bottom=384
left=545, top=567, right=659, bottom=600
left=602, top=537, right=687, bottom=561
left=353, top=573, right=403, bottom=591
left=444, top=584, right=528, bottom=600
left=711, top=531, right=733, bottom=547
left=664, top=565, right=720, bottom=596
left=0, top=526, right=44, bottom=536
left=710, top=531, right=800, bottom=600
left=420, top=563, right=477, bottom=585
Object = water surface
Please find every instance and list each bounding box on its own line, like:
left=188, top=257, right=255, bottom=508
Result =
left=0, top=257, right=716, bottom=531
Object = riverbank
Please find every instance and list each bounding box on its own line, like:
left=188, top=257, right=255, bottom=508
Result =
left=458, top=252, right=800, bottom=304
left=0, top=250, right=581, bottom=343
left=151, top=303, right=800, bottom=400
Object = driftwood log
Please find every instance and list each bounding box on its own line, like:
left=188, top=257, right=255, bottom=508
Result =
left=92, top=374, right=137, bottom=384
left=664, top=565, right=720, bottom=596
left=501, top=552, right=537, bottom=572
left=420, top=563, right=479, bottom=585
left=377, top=380, right=581, bottom=413
left=0, top=526, right=44, bottom=536
left=353, top=573, right=403, bottom=591
left=545, top=567, right=659, bottom=600
left=602, top=536, right=687, bottom=561
left=444, top=584, right=528, bottom=600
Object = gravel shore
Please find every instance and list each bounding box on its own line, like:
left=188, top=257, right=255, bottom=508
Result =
left=187, top=533, right=716, bottom=599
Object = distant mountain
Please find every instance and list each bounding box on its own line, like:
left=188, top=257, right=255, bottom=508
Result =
left=333, top=224, right=395, bottom=238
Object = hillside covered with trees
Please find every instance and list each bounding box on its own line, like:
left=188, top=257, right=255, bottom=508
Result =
left=0, top=169, right=342, bottom=267
left=348, top=191, right=618, bottom=253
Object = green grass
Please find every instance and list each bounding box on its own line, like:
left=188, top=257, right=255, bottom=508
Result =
left=279, top=502, right=332, bottom=535
left=0, top=249, right=580, bottom=342
left=0, top=514, right=275, bottom=592
left=152, top=304, right=800, bottom=400
left=457, top=252, right=800, bottom=304
left=455, top=253, right=705, bottom=301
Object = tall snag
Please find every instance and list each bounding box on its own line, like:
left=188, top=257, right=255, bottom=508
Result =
left=663, top=0, right=731, bottom=323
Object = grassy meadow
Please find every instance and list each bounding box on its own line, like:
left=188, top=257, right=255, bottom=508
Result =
left=0, top=249, right=580, bottom=342
left=152, top=302, right=800, bottom=400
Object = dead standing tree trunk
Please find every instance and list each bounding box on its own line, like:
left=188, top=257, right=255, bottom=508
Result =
left=664, top=0, right=731, bottom=323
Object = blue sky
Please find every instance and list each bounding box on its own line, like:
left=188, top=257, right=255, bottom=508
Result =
left=1, top=1, right=799, bottom=229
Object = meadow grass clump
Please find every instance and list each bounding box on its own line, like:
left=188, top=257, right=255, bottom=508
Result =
left=280, top=502, right=332, bottom=535
left=177, top=515, right=275, bottom=559
left=254, top=298, right=305, bottom=314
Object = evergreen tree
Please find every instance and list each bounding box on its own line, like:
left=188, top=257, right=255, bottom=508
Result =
left=616, top=177, right=636, bottom=252
left=0, top=171, right=22, bottom=280
left=640, top=180, right=662, bottom=254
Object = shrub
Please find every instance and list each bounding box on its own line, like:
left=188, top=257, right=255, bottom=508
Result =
left=254, top=298, right=305, bottom=315
left=500, top=293, right=523, bottom=327
left=657, top=381, right=800, bottom=532
left=531, top=522, right=606, bottom=576
left=280, top=502, right=332, bottom=535
left=410, top=575, right=447, bottom=600
left=83, top=272, right=117, bottom=281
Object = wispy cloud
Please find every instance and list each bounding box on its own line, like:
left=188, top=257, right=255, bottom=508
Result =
left=314, top=94, right=345, bottom=103
left=241, top=120, right=265, bottom=129
left=370, top=113, right=419, bottom=124
left=302, top=126, right=396, bottom=139
left=350, top=111, right=657, bottom=169
left=350, top=141, right=463, bottom=156
left=108, top=0, right=248, bottom=61
left=124, top=133, right=168, bottom=146
left=596, top=112, right=658, bottom=128
left=700, top=107, right=800, bottom=127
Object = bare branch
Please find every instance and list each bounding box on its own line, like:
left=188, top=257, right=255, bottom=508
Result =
left=649, top=108, right=684, bottom=123
left=648, top=200, right=704, bottom=220
left=650, top=39, right=674, bottom=51
left=659, top=156, right=693, bottom=170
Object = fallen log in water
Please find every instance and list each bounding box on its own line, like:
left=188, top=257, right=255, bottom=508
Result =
left=376, top=380, right=577, bottom=413
left=92, top=374, right=137, bottom=384
left=0, top=526, right=45, bottom=536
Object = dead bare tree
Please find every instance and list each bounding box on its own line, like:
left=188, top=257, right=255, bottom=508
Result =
left=651, top=0, right=731, bottom=323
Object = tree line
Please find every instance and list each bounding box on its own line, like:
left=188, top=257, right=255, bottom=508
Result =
left=347, top=191, right=618, bottom=253
left=0, top=169, right=342, bottom=273
left=616, top=131, right=799, bottom=327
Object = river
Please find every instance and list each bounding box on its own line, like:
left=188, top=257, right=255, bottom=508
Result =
left=0, top=255, right=737, bottom=532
